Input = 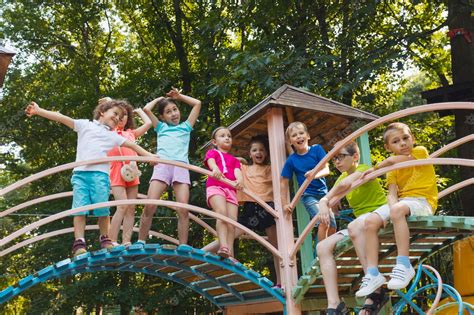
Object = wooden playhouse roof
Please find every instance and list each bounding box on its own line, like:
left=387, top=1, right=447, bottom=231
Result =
left=206, top=84, right=379, bottom=157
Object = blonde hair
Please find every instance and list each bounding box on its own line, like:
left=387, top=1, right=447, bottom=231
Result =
left=285, top=121, right=309, bottom=139
left=383, top=122, right=413, bottom=144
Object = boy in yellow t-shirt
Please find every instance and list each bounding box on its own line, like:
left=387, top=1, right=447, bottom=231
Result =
left=355, top=122, right=438, bottom=298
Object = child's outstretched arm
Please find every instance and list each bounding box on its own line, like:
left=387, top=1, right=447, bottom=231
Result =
left=132, top=108, right=152, bottom=137
left=167, top=87, right=202, bottom=127
left=317, top=171, right=363, bottom=226
left=143, top=97, right=164, bottom=128
left=207, top=158, right=223, bottom=179
left=305, top=163, right=330, bottom=179
left=362, top=155, right=414, bottom=179
left=122, top=140, right=158, bottom=164
left=25, top=102, right=74, bottom=129
left=234, top=168, right=244, bottom=190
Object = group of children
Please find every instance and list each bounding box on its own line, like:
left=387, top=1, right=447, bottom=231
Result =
left=25, top=90, right=437, bottom=315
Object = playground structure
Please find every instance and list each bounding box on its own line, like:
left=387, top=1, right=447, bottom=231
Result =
left=0, top=85, right=473, bottom=314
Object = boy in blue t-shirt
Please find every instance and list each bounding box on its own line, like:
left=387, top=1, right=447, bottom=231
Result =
left=280, top=121, right=335, bottom=241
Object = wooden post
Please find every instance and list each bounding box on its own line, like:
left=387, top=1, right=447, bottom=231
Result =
left=267, top=107, right=301, bottom=315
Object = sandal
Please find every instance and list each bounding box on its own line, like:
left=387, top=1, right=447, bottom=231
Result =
left=217, top=246, right=231, bottom=259
left=326, top=301, right=348, bottom=315
left=360, top=288, right=389, bottom=315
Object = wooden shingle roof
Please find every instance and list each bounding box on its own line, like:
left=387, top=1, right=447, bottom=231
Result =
left=204, top=84, right=379, bottom=157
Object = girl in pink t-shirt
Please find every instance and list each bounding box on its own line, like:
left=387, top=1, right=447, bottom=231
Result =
left=204, top=127, right=243, bottom=258
left=108, top=100, right=152, bottom=246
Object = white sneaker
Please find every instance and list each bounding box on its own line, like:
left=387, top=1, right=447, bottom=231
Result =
left=387, top=264, right=415, bottom=290
left=355, top=273, right=387, bottom=297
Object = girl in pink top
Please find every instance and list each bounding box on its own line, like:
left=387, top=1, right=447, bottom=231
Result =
left=204, top=126, right=243, bottom=258
left=108, top=100, right=152, bottom=246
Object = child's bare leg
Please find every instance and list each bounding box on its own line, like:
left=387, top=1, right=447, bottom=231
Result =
left=121, top=186, right=138, bottom=244
left=317, top=232, right=345, bottom=309
left=173, top=183, right=190, bottom=245
left=265, top=224, right=281, bottom=284
left=209, top=195, right=229, bottom=250
left=364, top=213, right=384, bottom=268
left=226, top=202, right=238, bottom=256
left=203, top=228, right=245, bottom=253
left=350, top=218, right=384, bottom=314
left=74, top=215, right=87, bottom=239
left=390, top=203, right=411, bottom=256
left=348, top=219, right=368, bottom=271
left=109, top=186, right=128, bottom=242
left=355, top=213, right=386, bottom=297
left=97, top=216, right=110, bottom=236
left=138, top=180, right=168, bottom=242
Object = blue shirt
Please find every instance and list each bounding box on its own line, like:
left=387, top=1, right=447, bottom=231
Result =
left=156, top=120, right=193, bottom=163
left=281, top=144, right=328, bottom=196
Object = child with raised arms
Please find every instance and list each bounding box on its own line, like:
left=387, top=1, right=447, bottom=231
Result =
left=108, top=100, right=152, bottom=246
left=355, top=122, right=438, bottom=298
left=280, top=121, right=334, bottom=241
left=25, top=99, right=157, bottom=256
left=137, top=87, right=201, bottom=245
left=315, top=141, right=387, bottom=315
left=204, top=126, right=243, bottom=259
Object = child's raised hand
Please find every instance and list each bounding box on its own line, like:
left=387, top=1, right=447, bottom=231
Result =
left=25, top=102, right=40, bottom=117
left=166, top=87, right=181, bottom=99
left=304, top=170, right=313, bottom=179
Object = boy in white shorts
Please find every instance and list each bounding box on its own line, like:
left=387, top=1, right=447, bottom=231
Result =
left=355, top=122, right=437, bottom=298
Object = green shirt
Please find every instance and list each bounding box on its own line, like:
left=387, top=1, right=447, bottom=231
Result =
left=334, top=164, right=386, bottom=217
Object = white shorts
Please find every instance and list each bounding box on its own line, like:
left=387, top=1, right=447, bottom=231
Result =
left=358, top=197, right=433, bottom=227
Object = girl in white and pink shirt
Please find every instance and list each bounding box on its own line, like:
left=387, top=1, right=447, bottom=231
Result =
left=204, top=127, right=243, bottom=259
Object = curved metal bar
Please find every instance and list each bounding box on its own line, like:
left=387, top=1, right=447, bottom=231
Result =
left=430, top=134, right=474, bottom=158
left=438, top=178, right=474, bottom=199
left=0, top=192, right=72, bottom=218
left=422, top=265, right=444, bottom=315
left=0, top=199, right=282, bottom=259
left=136, top=193, right=217, bottom=237
left=288, top=102, right=473, bottom=211
left=290, top=158, right=474, bottom=258
left=0, top=225, right=179, bottom=258
left=0, top=192, right=217, bottom=237
left=0, top=156, right=278, bottom=219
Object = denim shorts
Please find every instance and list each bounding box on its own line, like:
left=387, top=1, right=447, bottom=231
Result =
left=301, top=194, right=337, bottom=228
left=71, top=171, right=110, bottom=217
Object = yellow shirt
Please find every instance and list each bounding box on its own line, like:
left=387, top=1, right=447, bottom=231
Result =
left=386, top=146, right=438, bottom=211
left=237, top=164, right=274, bottom=203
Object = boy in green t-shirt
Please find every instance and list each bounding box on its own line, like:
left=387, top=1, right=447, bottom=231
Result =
left=316, top=141, right=387, bottom=315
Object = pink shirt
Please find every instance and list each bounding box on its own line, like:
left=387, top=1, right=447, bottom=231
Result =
left=107, top=129, right=137, bottom=158
left=204, top=149, right=241, bottom=190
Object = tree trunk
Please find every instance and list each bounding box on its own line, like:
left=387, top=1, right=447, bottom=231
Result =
left=448, top=0, right=474, bottom=216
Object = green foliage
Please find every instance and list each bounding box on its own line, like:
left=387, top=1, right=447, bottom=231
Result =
left=0, top=0, right=458, bottom=312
